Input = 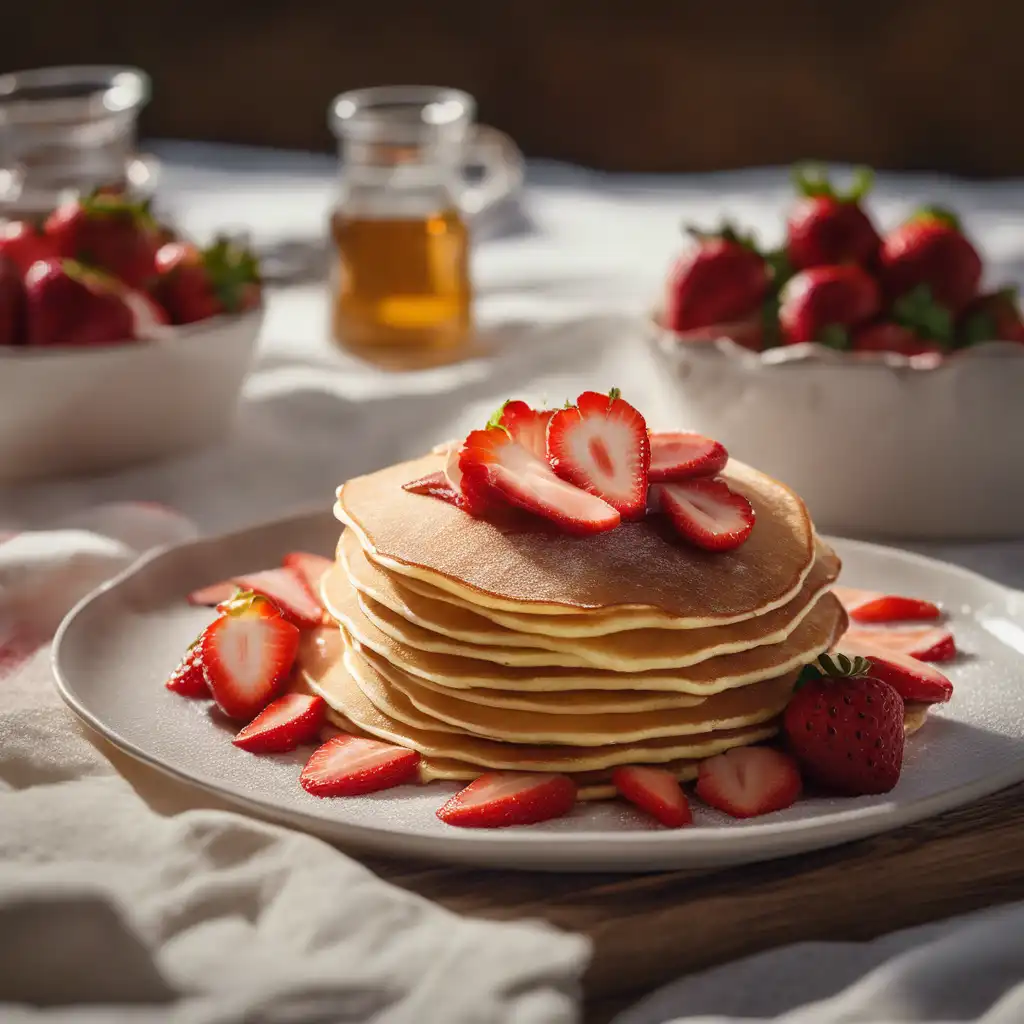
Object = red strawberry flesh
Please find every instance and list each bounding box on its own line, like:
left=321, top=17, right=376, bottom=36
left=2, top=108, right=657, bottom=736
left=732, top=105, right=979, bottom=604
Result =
left=165, top=644, right=208, bottom=697
left=832, top=586, right=941, bottom=624
left=612, top=765, right=692, bottom=827
left=230, top=567, right=324, bottom=628
left=436, top=771, right=576, bottom=828
left=695, top=746, right=802, bottom=818
left=835, top=640, right=954, bottom=703
left=547, top=390, right=650, bottom=520
left=300, top=734, right=420, bottom=796
left=232, top=693, right=326, bottom=753
left=459, top=427, right=620, bottom=534
left=200, top=602, right=300, bottom=720
left=496, top=400, right=554, bottom=461
left=654, top=478, right=755, bottom=551
left=649, top=431, right=728, bottom=482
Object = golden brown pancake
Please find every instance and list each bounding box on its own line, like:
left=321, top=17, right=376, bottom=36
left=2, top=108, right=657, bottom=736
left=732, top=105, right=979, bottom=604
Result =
left=352, top=641, right=799, bottom=744
left=322, top=567, right=848, bottom=693
left=298, top=630, right=778, bottom=771
left=335, top=453, right=815, bottom=622
left=339, top=530, right=840, bottom=668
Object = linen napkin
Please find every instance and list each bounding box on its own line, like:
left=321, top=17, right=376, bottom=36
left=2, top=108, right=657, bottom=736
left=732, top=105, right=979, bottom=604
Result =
left=0, top=503, right=589, bottom=1023
left=616, top=900, right=1024, bottom=1024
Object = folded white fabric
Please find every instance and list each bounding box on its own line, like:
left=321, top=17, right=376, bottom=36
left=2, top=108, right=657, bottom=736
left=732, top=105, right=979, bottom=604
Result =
left=0, top=505, right=589, bottom=1024
left=616, top=900, right=1024, bottom=1024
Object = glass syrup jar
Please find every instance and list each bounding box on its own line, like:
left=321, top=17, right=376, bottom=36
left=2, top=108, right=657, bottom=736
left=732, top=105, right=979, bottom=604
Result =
left=328, top=86, right=522, bottom=361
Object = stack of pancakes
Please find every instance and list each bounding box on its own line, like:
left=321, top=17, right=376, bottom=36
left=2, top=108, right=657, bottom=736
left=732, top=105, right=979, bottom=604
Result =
left=303, top=452, right=848, bottom=800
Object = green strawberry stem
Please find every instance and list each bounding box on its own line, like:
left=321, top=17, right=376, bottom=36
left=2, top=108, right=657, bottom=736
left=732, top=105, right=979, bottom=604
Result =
left=791, top=163, right=873, bottom=202
left=911, top=205, right=962, bottom=232
left=486, top=400, right=511, bottom=432
left=201, top=235, right=261, bottom=313
left=684, top=220, right=761, bottom=254
left=797, top=651, right=872, bottom=687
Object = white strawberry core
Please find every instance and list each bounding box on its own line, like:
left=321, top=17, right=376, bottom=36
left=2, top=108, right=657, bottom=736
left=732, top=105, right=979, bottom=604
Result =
left=495, top=444, right=618, bottom=524
left=563, top=416, right=638, bottom=500
left=626, top=766, right=681, bottom=805
left=248, top=693, right=309, bottom=731
left=658, top=483, right=746, bottom=535
left=444, top=444, right=464, bottom=493
left=458, top=772, right=558, bottom=809
left=218, top=618, right=274, bottom=698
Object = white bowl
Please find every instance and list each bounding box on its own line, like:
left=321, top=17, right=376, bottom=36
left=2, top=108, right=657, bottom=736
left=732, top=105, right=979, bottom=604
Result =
left=647, top=323, right=1024, bottom=540
left=0, top=309, right=263, bottom=482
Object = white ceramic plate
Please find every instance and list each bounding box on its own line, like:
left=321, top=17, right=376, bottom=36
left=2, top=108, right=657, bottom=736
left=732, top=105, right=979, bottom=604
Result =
left=52, top=510, right=1024, bottom=872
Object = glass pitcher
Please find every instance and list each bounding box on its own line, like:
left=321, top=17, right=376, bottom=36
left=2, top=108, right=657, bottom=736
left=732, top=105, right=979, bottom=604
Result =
left=328, top=86, right=523, bottom=359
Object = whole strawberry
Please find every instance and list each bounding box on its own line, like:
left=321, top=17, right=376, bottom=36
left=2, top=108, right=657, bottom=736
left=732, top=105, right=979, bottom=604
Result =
left=784, top=653, right=905, bottom=796
left=786, top=164, right=881, bottom=271
left=0, top=220, right=56, bottom=277
left=663, top=225, right=769, bottom=332
left=879, top=207, right=982, bottom=314
left=45, top=192, right=161, bottom=290
left=957, top=288, right=1024, bottom=346
left=0, top=256, right=25, bottom=345
left=153, top=236, right=262, bottom=325
left=779, top=264, right=880, bottom=346
left=25, top=258, right=167, bottom=347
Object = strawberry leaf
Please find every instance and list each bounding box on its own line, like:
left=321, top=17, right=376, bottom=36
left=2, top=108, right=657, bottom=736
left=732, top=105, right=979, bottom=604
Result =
left=486, top=400, right=512, bottom=433
left=893, top=284, right=953, bottom=344
left=817, top=324, right=850, bottom=350
left=958, top=310, right=996, bottom=348
left=911, top=205, right=962, bottom=232
left=791, top=164, right=874, bottom=203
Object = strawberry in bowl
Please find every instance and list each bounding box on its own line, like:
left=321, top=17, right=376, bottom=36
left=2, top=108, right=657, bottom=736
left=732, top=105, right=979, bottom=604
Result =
left=649, top=163, right=1024, bottom=539
left=0, top=196, right=264, bottom=481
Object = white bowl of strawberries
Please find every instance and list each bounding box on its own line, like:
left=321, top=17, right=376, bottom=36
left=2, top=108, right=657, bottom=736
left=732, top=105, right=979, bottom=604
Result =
left=0, top=191, right=263, bottom=482
left=649, top=166, right=1024, bottom=540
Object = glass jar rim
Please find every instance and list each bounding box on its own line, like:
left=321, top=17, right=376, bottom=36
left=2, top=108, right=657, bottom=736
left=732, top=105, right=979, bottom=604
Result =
left=329, top=85, right=475, bottom=144
left=0, top=66, right=150, bottom=125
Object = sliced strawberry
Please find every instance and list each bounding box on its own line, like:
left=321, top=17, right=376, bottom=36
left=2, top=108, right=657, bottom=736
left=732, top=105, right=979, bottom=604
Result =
left=612, top=765, right=692, bottom=827
left=165, top=643, right=208, bottom=697
left=229, top=567, right=324, bottom=628
left=654, top=478, right=756, bottom=552
left=200, top=598, right=300, bottom=720
left=547, top=389, right=651, bottom=519
left=187, top=581, right=238, bottom=606
left=233, top=693, right=326, bottom=753
left=649, top=431, right=729, bottom=483
left=299, top=734, right=420, bottom=797
left=403, top=470, right=462, bottom=508
left=834, top=639, right=954, bottom=704
left=459, top=427, right=620, bottom=534
left=843, top=624, right=957, bottom=663
left=494, top=400, right=554, bottom=461
left=436, top=771, right=577, bottom=828
left=282, top=551, right=332, bottom=624
left=832, top=586, right=941, bottom=624
left=695, top=746, right=802, bottom=818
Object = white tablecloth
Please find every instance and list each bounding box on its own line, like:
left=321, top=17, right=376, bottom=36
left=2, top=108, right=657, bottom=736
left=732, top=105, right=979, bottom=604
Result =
left=2, top=142, right=1024, bottom=1023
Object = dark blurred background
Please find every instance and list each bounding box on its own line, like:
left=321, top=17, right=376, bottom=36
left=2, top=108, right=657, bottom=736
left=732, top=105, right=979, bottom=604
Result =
left=5, top=0, right=1022, bottom=175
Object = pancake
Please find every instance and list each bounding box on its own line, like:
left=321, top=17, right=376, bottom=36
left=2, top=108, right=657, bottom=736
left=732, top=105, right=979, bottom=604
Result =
left=335, top=453, right=815, bottom=623
left=340, top=530, right=840, bottom=668
left=353, top=641, right=799, bottom=744
left=298, top=631, right=779, bottom=771
left=322, top=567, right=848, bottom=693
left=358, top=642, right=709, bottom=713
